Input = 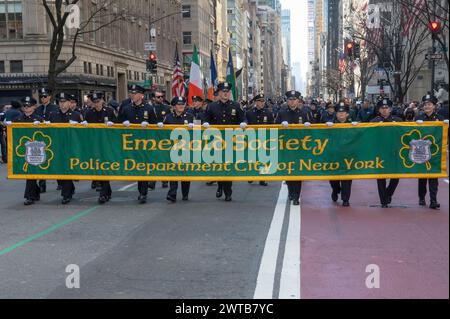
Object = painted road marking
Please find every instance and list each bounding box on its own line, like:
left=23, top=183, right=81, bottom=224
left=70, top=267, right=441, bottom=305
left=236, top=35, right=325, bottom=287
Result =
left=253, top=184, right=288, bottom=299
left=278, top=201, right=301, bottom=299
left=0, top=207, right=98, bottom=257
left=118, top=183, right=137, bottom=191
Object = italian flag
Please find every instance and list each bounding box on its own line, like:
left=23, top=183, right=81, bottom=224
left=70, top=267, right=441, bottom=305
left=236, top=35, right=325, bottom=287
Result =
left=188, top=45, right=203, bottom=105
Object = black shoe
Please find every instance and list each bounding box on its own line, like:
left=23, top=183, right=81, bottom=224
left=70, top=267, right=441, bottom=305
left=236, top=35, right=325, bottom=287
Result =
left=138, top=195, right=147, bottom=204
left=259, top=182, right=268, bottom=186
left=387, top=196, right=392, bottom=204
left=24, top=199, right=34, bottom=206
left=289, top=194, right=294, bottom=201
left=293, top=199, right=300, bottom=206
left=61, top=197, right=71, bottom=205
left=91, top=181, right=97, bottom=189
left=429, top=202, right=440, bottom=209
left=166, top=195, right=176, bottom=203
left=98, top=196, right=107, bottom=204
left=182, top=196, right=189, bottom=201
left=248, top=181, right=253, bottom=184
left=331, top=192, right=338, bottom=202
left=216, top=189, right=223, bottom=198
left=381, top=204, right=389, bottom=208
left=162, top=182, right=168, bottom=189
left=56, top=185, right=62, bottom=191
left=96, top=185, right=102, bottom=192
left=343, top=201, right=350, bottom=207
left=206, top=182, right=215, bottom=186
left=419, top=199, right=426, bottom=206
left=225, top=196, right=232, bottom=202
left=39, top=185, right=46, bottom=193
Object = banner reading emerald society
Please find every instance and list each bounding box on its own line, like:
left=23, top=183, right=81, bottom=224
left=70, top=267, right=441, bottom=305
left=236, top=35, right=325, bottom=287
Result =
left=7, top=123, right=447, bottom=181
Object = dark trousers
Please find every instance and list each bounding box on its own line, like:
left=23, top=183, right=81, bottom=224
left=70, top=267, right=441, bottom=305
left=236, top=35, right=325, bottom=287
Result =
left=38, top=180, right=46, bottom=189
left=377, top=179, right=399, bottom=205
left=99, top=181, right=112, bottom=198
left=287, top=181, right=302, bottom=201
left=168, top=181, right=190, bottom=199
left=24, top=180, right=40, bottom=200
left=218, top=181, right=232, bottom=197
left=418, top=178, right=438, bottom=203
left=330, top=180, right=352, bottom=202
left=58, top=180, right=75, bottom=198
left=0, top=131, right=6, bottom=163
left=138, top=182, right=148, bottom=195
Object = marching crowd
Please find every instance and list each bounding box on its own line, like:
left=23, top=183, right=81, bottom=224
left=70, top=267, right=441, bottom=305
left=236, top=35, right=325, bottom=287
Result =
left=0, top=82, right=448, bottom=210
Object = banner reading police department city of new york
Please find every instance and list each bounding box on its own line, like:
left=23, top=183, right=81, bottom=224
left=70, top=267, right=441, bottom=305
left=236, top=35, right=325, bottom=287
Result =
left=7, top=122, right=448, bottom=181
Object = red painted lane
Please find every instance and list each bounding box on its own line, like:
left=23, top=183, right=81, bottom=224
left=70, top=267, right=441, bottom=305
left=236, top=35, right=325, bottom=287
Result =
left=300, top=178, right=449, bottom=299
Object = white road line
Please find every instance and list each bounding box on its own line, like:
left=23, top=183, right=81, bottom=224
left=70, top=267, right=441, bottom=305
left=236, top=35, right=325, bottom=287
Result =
left=278, top=201, right=301, bottom=299
left=253, top=183, right=289, bottom=299
left=118, top=182, right=137, bottom=192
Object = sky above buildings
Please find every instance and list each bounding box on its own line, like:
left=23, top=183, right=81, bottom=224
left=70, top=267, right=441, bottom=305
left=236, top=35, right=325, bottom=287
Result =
left=280, top=0, right=308, bottom=90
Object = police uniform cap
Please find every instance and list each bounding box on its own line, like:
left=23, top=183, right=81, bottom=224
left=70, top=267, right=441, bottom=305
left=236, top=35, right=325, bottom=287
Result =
left=38, top=88, right=50, bottom=97
left=21, top=96, right=37, bottom=106
left=335, top=102, right=349, bottom=113
left=176, top=96, right=186, bottom=105
left=285, top=90, right=301, bottom=99
left=56, top=92, right=69, bottom=101
left=254, top=94, right=265, bottom=101
left=217, top=82, right=232, bottom=92
left=91, top=92, right=104, bottom=102
left=192, top=96, right=203, bottom=102
left=378, top=98, right=393, bottom=108
left=422, top=94, right=437, bottom=104
left=128, top=84, right=146, bottom=94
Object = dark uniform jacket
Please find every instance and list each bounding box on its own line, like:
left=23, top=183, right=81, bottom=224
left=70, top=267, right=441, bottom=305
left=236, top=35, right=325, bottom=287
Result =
left=164, top=112, right=194, bottom=125
left=153, top=103, right=171, bottom=123
left=414, top=112, right=445, bottom=122
left=276, top=107, right=313, bottom=124
left=246, top=107, right=274, bottom=125
left=370, top=115, right=403, bottom=123
left=85, top=106, right=117, bottom=123
left=48, top=109, right=83, bottom=123
left=187, top=108, right=207, bottom=123
left=320, top=111, right=336, bottom=123
left=36, top=103, right=58, bottom=121
left=118, top=102, right=157, bottom=124
left=204, top=100, right=245, bottom=125
left=15, top=112, right=43, bottom=123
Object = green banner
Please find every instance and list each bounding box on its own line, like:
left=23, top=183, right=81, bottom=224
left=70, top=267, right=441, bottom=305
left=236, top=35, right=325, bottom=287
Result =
left=7, top=123, right=447, bottom=181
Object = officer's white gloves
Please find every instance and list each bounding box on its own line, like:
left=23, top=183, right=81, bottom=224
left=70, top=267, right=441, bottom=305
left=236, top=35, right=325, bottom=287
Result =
left=203, top=122, right=210, bottom=129
left=240, top=122, right=248, bottom=129
left=44, top=121, right=51, bottom=125
left=122, top=120, right=131, bottom=127
left=304, top=122, right=311, bottom=127
left=281, top=121, right=289, bottom=128
left=141, top=121, right=149, bottom=128
left=444, top=119, right=449, bottom=125
left=326, top=122, right=334, bottom=127
left=416, top=120, right=424, bottom=125
left=81, top=121, right=88, bottom=127
left=4, top=121, right=12, bottom=126
left=352, top=121, right=359, bottom=126
left=33, top=121, right=40, bottom=126
left=188, top=123, right=194, bottom=129
left=157, top=122, right=164, bottom=128
left=106, top=121, right=114, bottom=127
left=69, top=120, right=78, bottom=125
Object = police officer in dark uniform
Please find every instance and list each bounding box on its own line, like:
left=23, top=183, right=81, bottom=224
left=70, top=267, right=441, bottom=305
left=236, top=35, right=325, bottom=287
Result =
left=14, top=97, right=43, bottom=205
left=246, top=93, right=274, bottom=187
left=329, top=102, right=353, bottom=207
left=84, top=92, right=117, bottom=204
left=370, top=98, right=403, bottom=208
left=276, top=90, right=313, bottom=205
left=188, top=96, right=207, bottom=123
left=415, top=94, right=445, bottom=209
left=163, top=96, right=194, bottom=202
left=320, top=102, right=336, bottom=123
left=118, top=84, right=157, bottom=204
left=203, top=82, right=246, bottom=201
left=48, top=92, right=83, bottom=204
left=35, top=88, right=58, bottom=193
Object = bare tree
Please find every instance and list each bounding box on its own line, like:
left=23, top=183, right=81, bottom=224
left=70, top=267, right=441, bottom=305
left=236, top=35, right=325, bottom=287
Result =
left=42, top=0, right=125, bottom=93
left=322, top=69, right=343, bottom=102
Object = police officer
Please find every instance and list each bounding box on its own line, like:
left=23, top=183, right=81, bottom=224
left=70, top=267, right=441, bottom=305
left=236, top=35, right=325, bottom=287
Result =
left=370, top=98, right=403, bottom=208
left=276, top=90, right=313, bottom=206
left=415, top=94, right=446, bottom=209
left=84, top=92, right=117, bottom=204
left=246, top=93, right=274, bottom=187
left=48, top=92, right=83, bottom=204
left=320, top=102, right=336, bottom=123
left=118, top=84, right=157, bottom=204
left=203, top=82, right=246, bottom=202
left=329, top=102, right=354, bottom=207
left=14, top=97, right=44, bottom=205
left=188, top=96, right=207, bottom=123
left=163, top=96, right=194, bottom=202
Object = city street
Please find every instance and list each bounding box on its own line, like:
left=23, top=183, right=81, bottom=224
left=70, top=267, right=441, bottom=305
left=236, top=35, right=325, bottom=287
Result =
left=0, top=162, right=447, bottom=299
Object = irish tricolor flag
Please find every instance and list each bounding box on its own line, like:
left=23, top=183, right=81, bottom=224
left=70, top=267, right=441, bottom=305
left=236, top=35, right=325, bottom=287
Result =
left=188, top=45, right=203, bottom=105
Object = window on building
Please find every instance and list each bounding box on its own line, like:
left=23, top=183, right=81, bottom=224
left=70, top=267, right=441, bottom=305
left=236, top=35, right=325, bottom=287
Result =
left=110, top=67, right=114, bottom=77
left=183, top=32, right=192, bottom=45
left=182, top=5, right=191, bottom=18
left=10, top=60, right=22, bottom=73
left=0, top=1, right=23, bottom=40
left=100, top=64, right=104, bottom=76
left=0, top=61, right=4, bottom=73
left=88, top=62, right=92, bottom=74
left=84, top=62, right=88, bottom=74
left=96, top=64, right=100, bottom=75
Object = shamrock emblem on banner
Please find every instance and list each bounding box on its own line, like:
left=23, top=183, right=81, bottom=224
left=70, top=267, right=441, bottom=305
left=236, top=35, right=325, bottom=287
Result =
left=15, top=131, right=54, bottom=172
left=399, top=129, right=439, bottom=171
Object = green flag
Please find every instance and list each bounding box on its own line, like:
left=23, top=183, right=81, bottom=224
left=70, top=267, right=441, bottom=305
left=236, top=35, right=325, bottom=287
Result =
left=226, top=48, right=238, bottom=101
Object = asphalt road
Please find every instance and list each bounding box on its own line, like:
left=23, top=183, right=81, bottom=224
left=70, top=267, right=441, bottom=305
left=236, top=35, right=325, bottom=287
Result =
left=0, top=162, right=448, bottom=299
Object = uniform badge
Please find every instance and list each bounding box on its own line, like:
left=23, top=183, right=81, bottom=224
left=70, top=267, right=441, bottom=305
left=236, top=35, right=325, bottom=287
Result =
left=162, top=111, right=166, bottom=115
left=231, top=109, right=236, bottom=116
left=263, top=116, right=267, bottom=123
left=25, top=141, right=47, bottom=166
left=409, top=140, right=432, bottom=164
left=144, top=111, right=148, bottom=120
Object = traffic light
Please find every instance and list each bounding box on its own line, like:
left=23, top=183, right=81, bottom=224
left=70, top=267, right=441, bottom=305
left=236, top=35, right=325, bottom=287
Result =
left=345, top=41, right=354, bottom=58
left=354, top=43, right=361, bottom=59
left=146, top=52, right=157, bottom=73
left=429, top=21, right=442, bottom=39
